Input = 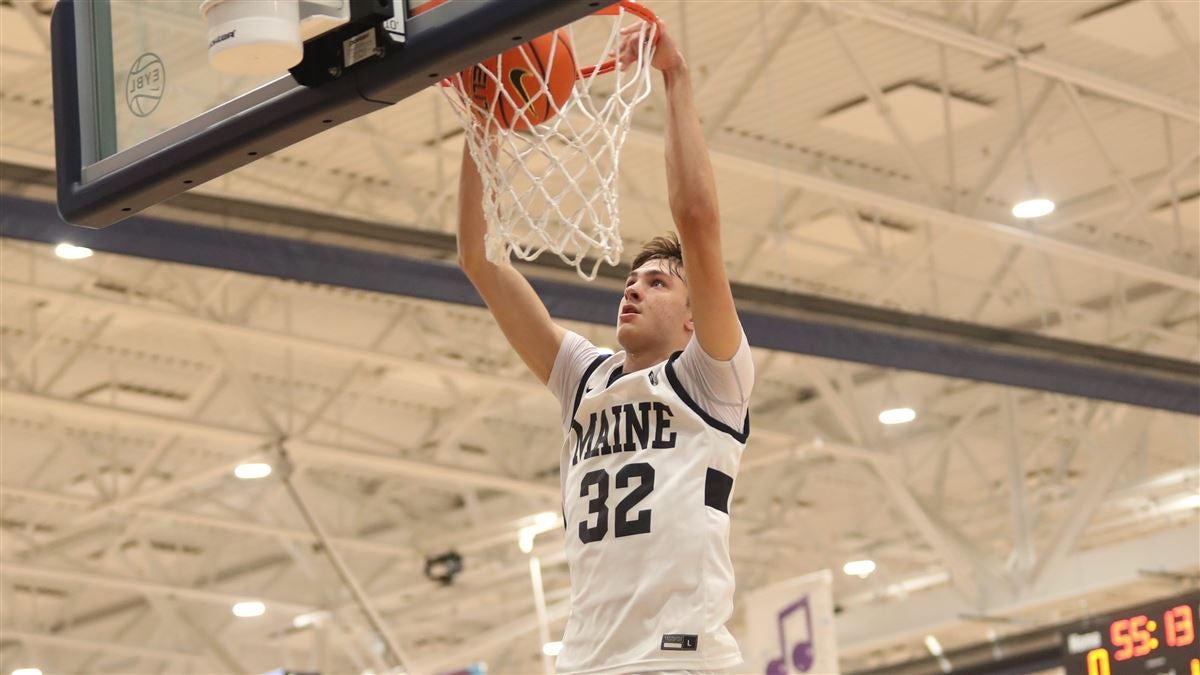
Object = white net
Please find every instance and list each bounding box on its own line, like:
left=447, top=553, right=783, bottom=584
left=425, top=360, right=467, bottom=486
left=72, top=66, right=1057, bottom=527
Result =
left=440, top=2, right=658, bottom=279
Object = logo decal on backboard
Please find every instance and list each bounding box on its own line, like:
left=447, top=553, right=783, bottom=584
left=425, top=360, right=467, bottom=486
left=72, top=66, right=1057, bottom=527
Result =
left=126, top=53, right=165, bottom=117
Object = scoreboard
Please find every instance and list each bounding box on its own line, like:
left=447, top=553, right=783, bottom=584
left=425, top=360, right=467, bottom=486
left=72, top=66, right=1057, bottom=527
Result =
left=1062, top=591, right=1200, bottom=675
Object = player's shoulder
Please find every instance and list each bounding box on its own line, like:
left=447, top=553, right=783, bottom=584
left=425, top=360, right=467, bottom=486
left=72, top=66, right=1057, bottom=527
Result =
left=561, top=332, right=615, bottom=378
left=551, top=331, right=617, bottom=409
left=674, top=328, right=752, bottom=371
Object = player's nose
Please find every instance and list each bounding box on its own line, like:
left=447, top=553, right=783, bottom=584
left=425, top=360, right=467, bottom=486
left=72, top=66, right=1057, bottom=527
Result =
left=624, top=284, right=642, bottom=302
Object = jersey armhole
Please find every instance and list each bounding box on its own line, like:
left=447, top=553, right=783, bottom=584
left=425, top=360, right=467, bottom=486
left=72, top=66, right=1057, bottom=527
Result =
left=664, top=352, right=750, bottom=443
left=571, top=355, right=611, bottom=419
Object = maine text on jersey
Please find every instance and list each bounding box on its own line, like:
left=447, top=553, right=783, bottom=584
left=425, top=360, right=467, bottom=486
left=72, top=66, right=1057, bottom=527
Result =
left=570, top=401, right=677, bottom=465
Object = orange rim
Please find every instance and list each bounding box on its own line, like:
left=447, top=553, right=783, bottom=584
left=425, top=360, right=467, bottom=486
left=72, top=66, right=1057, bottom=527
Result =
left=408, top=0, right=449, bottom=18
left=580, top=1, right=660, bottom=79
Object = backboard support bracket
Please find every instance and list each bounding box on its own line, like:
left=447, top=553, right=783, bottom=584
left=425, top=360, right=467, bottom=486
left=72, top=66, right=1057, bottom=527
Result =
left=289, top=0, right=399, bottom=87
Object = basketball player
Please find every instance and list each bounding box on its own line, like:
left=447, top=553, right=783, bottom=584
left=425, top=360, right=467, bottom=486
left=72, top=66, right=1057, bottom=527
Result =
left=457, top=21, right=752, bottom=675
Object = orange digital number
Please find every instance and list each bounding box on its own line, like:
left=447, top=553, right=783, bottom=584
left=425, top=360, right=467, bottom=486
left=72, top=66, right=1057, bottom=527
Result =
left=1166, top=604, right=1195, bottom=647
left=1087, top=648, right=1111, bottom=675
left=1191, top=657, right=1199, bottom=675
left=1130, top=615, right=1153, bottom=657
left=1111, top=619, right=1135, bottom=661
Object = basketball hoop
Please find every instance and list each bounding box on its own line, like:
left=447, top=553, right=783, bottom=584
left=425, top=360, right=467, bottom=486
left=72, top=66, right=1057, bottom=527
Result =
left=439, top=1, right=659, bottom=280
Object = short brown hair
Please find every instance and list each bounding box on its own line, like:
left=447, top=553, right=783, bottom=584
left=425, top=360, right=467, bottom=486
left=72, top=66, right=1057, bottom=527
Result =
left=630, top=233, right=684, bottom=279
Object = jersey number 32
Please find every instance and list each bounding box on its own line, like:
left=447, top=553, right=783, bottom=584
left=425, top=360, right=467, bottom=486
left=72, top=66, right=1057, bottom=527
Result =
left=578, top=463, right=654, bottom=543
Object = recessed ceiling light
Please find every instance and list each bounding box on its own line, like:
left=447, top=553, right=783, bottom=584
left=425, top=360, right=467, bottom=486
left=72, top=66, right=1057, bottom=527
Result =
left=518, top=527, right=536, bottom=554
left=1012, top=198, right=1055, bottom=219
left=13, top=668, right=44, bottom=675
left=879, top=407, right=916, bottom=425
left=543, top=641, right=564, bottom=656
left=54, top=243, right=93, bottom=259
left=234, top=463, right=272, bottom=479
left=293, top=610, right=328, bottom=628
left=843, top=559, right=876, bottom=578
left=232, top=601, right=265, bottom=617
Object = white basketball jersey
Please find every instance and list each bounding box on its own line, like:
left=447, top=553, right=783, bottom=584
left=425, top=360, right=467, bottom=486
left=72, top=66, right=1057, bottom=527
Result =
left=555, top=349, right=749, bottom=674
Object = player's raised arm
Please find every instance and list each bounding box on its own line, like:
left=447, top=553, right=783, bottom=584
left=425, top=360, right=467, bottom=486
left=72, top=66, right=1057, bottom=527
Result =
left=622, top=23, right=743, bottom=360
left=457, top=145, right=566, bottom=385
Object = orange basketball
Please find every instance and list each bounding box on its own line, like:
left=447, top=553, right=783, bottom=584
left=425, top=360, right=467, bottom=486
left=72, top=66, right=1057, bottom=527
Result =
left=460, top=30, right=576, bottom=132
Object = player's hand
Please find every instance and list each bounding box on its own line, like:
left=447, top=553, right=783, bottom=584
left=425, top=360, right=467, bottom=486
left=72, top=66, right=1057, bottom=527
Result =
left=614, top=20, right=684, bottom=75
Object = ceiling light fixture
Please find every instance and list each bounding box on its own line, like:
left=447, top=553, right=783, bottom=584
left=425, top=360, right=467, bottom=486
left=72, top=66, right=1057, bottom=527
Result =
left=519, top=527, right=537, bottom=554
left=54, top=243, right=93, bottom=259
left=543, top=641, right=564, bottom=656
left=234, top=462, right=272, bottom=479
left=293, top=610, right=329, bottom=628
left=843, top=559, right=877, bottom=578
left=879, top=407, right=916, bottom=425
left=1009, top=60, right=1055, bottom=219
left=533, top=511, right=559, bottom=529
left=232, top=601, right=265, bottom=617
left=518, top=511, right=561, bottom=553
left=12, top=669, right=43, bottom=675
left=1011, top=197, right=1055, bottom=219
left=925, top=633, right=954, bottom=672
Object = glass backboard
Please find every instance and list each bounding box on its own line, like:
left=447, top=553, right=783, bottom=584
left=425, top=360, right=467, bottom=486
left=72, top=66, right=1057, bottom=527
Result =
left=52, top=0, right=619, bottom=227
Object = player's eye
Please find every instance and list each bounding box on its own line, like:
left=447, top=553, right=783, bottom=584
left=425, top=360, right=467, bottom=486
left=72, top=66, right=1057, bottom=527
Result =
left=652, top=279, right=665, bottom=287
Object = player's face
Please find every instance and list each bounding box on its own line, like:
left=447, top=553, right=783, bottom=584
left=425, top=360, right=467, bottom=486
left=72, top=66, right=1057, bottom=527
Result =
left=616, top=258, right=693, bottom=354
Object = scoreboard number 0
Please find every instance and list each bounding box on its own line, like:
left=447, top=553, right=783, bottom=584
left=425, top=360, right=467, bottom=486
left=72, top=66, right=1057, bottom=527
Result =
left=1087, top=648, right=1110, bottom=675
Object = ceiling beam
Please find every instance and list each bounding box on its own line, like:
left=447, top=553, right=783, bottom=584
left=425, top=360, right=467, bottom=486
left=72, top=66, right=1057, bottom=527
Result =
left=1, top=628, right=196, bottom=663
left=824, top=1, right=1199, bottom=124
left=3, top=196, right=1197, bottom=413
left=678, top=132, right=1200, bottom=294
left=1030, top=410, right=1152, bottom=584
left=1, top=484, right=418, bottom=560
left=0, top=561, right=313, bottom=612
left=0, top=389, right=560, bottom=499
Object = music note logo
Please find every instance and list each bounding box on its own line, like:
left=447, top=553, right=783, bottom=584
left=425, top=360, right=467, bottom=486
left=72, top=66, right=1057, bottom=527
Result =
left=766, top=596, right=815, bottom=675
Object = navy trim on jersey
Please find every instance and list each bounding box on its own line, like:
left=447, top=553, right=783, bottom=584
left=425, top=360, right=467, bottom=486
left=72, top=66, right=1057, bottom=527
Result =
left=705, top=468, right=734, bottom=514
left=571, top=354, right=611, bottom=418
left=606, top=366, right=624, bottom=388
left=664, top=351, right=751, bottom=443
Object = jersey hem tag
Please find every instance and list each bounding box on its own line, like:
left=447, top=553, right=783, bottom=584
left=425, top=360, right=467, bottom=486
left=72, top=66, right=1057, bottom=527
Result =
left=661, top=634, right=699, bottom=651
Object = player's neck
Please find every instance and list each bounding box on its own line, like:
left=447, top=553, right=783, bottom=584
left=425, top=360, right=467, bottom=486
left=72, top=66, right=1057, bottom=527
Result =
left=623, top=346, right=676, bottom=373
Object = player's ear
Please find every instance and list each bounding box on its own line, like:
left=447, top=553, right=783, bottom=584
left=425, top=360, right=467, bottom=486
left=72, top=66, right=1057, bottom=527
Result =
left=684, top=313, right=695, bottom=334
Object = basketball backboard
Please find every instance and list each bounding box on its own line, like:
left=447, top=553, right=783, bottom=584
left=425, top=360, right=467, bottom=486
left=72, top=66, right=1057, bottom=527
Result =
left=52, top=0, right=619, bottom=228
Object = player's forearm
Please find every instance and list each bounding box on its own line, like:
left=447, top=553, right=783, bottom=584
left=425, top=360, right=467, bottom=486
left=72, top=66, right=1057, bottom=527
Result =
left=456, top=146, right=490, bottom=271
left=454, top=146, right=564, bottom=383
left=661, top=59, right=742, bottom=360
left=662, top=63, right=719, bottom=236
